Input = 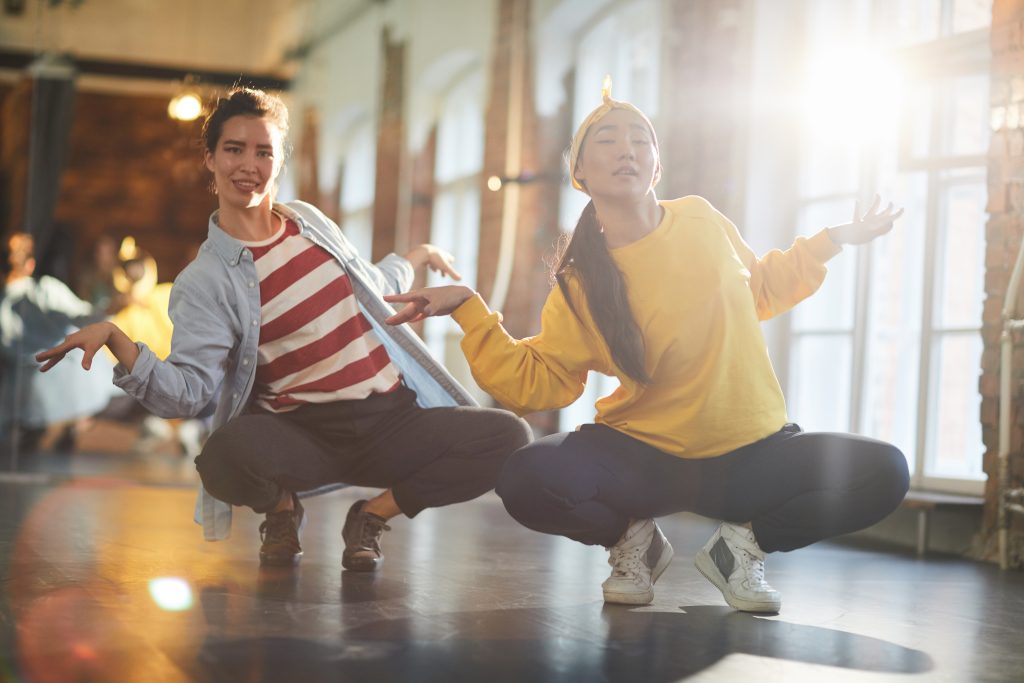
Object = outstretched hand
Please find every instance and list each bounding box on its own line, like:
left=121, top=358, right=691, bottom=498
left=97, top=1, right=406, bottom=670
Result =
left=35, top=322, right=113, bottom=373
left=384, top=286, right=475, bottom=325
left=828, top=195, right=904, bottom=246
left=404, top=244, right=462, bottom=281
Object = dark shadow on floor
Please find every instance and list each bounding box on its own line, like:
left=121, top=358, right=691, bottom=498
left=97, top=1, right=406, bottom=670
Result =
left=194, top=602, right=933, bottom=682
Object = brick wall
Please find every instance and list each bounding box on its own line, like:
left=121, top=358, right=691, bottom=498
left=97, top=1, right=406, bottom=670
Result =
left=659, top=0, right=752, bottom=219
left=372, top=27, right=405, bottom=262
left=407, top=125, right=437, bottom=291
left=479, top=0, right=559, bottom=335
left=0, top=80, right=30, bottom=244
left=1, top=84, right=213, bottom=285
left=983, top=0, right=1024, bottom=566
left=480, top=0, right=564, bottom=432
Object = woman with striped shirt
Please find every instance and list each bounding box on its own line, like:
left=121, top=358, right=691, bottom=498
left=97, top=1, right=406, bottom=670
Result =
left=37, top=88, right=532, bottom=569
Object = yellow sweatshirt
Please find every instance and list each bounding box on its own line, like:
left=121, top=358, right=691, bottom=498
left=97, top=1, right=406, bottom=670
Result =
left=452, top=195, right=842, bottom=458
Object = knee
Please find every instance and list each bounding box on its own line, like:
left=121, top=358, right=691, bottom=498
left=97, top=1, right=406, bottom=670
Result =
left=873, top=443, right=911, bottom=509
left=490, top=412, right=533, bottom=453
left=495, top=447, right=545, bottom=515
left=194, top=428, right=242, bottom=492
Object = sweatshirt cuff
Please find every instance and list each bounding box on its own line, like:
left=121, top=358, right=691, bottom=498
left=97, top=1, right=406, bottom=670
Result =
left=452, top=293, right=501, bottom=330
left=805, top=228, right=843, bottom=263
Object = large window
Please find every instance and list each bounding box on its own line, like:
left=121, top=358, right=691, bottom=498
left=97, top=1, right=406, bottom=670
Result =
left=558, top=0, right=661, bottom=431
left=339, top=120, right=376, bottom=259
left=786, top=0, right=991, bottom=493
left=424, top=68, right=485, bottom=384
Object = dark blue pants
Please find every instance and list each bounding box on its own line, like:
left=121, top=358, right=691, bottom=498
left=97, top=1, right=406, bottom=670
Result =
left=496, top=423, right=909, bottom=551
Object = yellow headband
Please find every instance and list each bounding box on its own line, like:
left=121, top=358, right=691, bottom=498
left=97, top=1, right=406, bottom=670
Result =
left=567, top=76, right=661, bottom=194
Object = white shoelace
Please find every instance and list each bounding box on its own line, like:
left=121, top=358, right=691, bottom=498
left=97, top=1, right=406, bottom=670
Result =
left=608, top=546, right=650, bottom=584
left=609, top=547, right=638, bottom=574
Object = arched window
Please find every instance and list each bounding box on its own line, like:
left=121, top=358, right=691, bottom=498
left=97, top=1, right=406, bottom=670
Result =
left=339, top=119, right=377, bottom=259
left=424, top=68, right=485, bottom=372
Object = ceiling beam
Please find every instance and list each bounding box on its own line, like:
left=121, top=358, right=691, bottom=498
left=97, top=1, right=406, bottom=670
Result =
left=0, top=49, right=292, bottom=91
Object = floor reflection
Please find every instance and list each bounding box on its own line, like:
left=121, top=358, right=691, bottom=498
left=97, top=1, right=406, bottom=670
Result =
left=0, top=474, right=1020, bottom=682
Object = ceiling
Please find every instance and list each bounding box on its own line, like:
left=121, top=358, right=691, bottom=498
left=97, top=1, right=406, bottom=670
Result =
left=0, top=0, right=373, bottom=90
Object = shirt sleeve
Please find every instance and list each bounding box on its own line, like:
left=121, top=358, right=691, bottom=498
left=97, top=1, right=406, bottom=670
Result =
left=368, top=253, right=414, bottom=295
left=709, top=202, right=842, bottom=320
left=451, top=283, right=603, bottom=415
left=113, top=279, right=233, bottom=418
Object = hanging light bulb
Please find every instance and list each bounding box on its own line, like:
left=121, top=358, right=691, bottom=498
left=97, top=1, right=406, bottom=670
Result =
left=168, top=92, right=202, bottom=121
left=168, top=76, right=203, bottom=121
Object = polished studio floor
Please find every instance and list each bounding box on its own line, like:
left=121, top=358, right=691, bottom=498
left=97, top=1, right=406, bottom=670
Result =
left=0, top=445, right=1022, bottom=682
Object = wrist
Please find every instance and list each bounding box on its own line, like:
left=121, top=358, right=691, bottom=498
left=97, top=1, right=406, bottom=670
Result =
left=404, top=244, right=429, bottom=266
left=826, top=226, right=842, bottom=245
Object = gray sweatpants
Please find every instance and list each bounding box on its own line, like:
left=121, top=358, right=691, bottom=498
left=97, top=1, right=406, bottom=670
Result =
left=195, top=385, right=532, bottom=517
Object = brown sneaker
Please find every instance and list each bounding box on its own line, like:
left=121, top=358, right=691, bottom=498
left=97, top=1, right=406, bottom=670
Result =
left=258, top=495, right=304, bottom=566
left=342, top=499, right=391, bottom=571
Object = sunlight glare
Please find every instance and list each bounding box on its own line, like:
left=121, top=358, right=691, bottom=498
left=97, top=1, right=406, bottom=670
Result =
left=800, top=49, right=903, bottom=142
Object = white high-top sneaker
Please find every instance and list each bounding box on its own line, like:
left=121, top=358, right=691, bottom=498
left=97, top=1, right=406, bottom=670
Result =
left=602, top=519, right=675, bottom=605
left=695, top=522, right=782, bottom=613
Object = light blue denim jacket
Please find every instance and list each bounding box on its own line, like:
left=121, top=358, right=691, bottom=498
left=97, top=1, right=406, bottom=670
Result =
left=113, top=200, right=476, bottom=540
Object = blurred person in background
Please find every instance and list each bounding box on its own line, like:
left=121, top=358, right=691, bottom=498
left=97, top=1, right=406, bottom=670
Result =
left=106, top=236, right=205, bottom=457
left=0, top=232, right=119, bottom=458
left=75, top=234, right=118, bottom=312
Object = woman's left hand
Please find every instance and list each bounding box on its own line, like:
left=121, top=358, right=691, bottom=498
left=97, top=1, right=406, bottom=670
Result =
left=404, top=244, right=462, bottom=280
left=828, top=195, right=904, bottom=246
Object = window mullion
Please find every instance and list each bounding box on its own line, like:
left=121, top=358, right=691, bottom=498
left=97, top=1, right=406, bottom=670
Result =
left=914, top=82, right=945, bottom=488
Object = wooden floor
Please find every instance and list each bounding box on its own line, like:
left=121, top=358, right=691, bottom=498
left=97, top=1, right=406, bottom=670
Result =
left=0, top=448, right=1022, bottom=682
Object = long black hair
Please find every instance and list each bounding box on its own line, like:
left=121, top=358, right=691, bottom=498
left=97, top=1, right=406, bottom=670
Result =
left=554, top=201, right=650, bottom=384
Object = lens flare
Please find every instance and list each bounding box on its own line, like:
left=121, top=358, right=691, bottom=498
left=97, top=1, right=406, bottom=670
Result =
left=148, top=577, right=193, bottom=611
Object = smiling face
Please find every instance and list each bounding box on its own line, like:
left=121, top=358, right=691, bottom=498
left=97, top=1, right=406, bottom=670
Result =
left=572, top=108, right=660, bottom=201
left=203, top=114, right=284, bottom=211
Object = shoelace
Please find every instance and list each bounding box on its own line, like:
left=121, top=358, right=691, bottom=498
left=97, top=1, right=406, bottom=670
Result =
left=737, top=547, right=770, bottom=588
left=359, top=517, right=392, bottom=551
left=260, top=510, right=298, bottom=546
left=608, top=545, right=647, bottom=580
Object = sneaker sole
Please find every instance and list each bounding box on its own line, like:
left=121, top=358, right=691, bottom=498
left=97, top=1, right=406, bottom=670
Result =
left=260, top=551, right=303, bottom=566
left=603, top=539, right=675, bottom=606
left=342, top=555, right=382, bottom=572
left=694, top=549, right=781, bottom=613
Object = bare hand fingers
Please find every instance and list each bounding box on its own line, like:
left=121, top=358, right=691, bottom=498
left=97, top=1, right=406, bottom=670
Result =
left=384, top=293, right=421, bottom=304
left=38, top=352, right=67, bottom=373
left=35, top=343, right=64, bottom=362
left=867, top=194, right=881, bottom=217
left=385, top=302, right=425, bottom=325
left=428, top=254, right=462, bottom=281
left=81, top=347, right=99, bottom=371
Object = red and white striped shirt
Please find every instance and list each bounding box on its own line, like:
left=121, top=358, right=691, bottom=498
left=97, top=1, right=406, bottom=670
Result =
left=243, top=215, right=401, bottom=412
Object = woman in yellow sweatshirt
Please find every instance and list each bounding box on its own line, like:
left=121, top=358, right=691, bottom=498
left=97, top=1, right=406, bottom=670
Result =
left=385, top=90, right=907, bottom=613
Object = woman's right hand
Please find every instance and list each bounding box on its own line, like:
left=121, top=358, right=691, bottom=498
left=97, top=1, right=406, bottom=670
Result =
left=384, top=286, right=475, bottom=325
left=35, top=322, right=114, bottom=372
